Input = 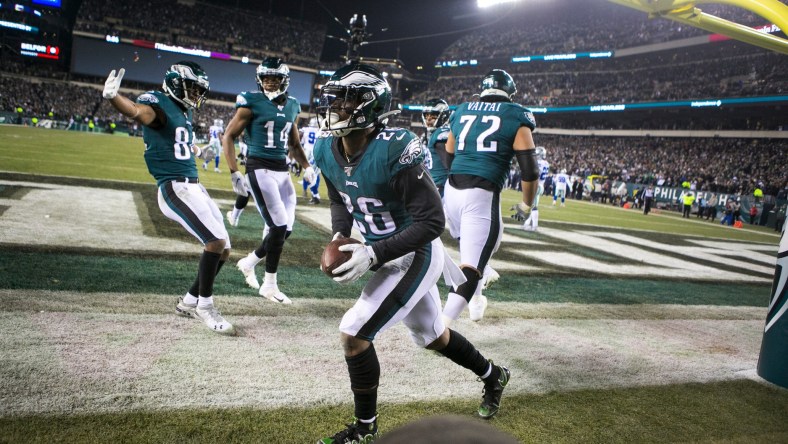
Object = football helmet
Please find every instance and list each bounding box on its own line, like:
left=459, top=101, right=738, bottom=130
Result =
left=256, top=57, right=290, bottom=100
left=560, top=168, right=567, bottom=174
left=480, top=69, right=516, bottom=99
left=162, top=61, right=209, bottom=109
left=213, top=119, right=223, bottom=127
left=421, top=98, right=450, bottom=130
left=535, top=146, right=546, bottom=160
left=317, top=63, right=393, bottom=137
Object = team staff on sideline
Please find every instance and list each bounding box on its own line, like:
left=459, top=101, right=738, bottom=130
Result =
left=643, top=184, right=655, bottom=215
left=442, top=69, right=539, bottom=323
left=222, top=57, right=315, bottom=304
left=102, top=62, right=234, bottom=335
left=314, top=63, right=511, bottom=444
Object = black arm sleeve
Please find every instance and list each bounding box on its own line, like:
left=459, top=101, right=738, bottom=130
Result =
left=325, top=177, right=354, bottom=237
left=515, top=149, right=539, bottom=181
left=434, top=140, right=454, bottom=170
left=371, top=164, right=445, bottom=264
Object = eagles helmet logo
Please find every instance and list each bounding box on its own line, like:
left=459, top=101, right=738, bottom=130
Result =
left=399, top=137, right=423, bottom=165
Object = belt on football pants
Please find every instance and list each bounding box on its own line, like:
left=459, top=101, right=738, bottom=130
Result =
left=173, top=177, right=199, bottom=183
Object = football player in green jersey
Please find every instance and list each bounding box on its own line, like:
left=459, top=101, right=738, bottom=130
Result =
left=421, top=98, right=451, bottom=197
left=314, top=64, right=511, bottom=444
left=423, top=98, right=501, bottom=301
left=441, top=69, right=539, bottom=324
left=102, top=62, right=234, bottom=335
left=222, top=57, right=314, bottom=304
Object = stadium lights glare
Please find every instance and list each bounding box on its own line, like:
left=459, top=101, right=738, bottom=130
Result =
left=477, top=0, right=521, bottom=8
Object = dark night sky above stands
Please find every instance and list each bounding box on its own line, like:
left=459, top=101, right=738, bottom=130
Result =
left=209, top=0, right=577, bottom=71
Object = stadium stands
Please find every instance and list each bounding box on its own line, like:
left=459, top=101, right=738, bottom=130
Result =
left=74, top=0, right=326, bottom=68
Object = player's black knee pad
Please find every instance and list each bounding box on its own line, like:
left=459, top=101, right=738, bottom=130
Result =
left=263, top=224, right=287, bottom=253
left=455, top=267, right=482, bottom=302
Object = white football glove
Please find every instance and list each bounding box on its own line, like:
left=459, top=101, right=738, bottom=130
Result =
left=332, top=244, right=377, bottom=284
left=103, top=68, right=125, bottom=99
left=302, top=166, right=317, bottom=187
left=511, top=202, right=532, bottom=222
left=231, top=171, right=248, bottom=197
left=192, top=145, right=203, bottom=159
left=332, top=232, right=347, bottom=241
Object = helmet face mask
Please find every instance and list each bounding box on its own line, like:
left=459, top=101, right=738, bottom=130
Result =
left=421, top=98, right=450, bottom=130
left=163, top=61, right=210, bottom=110
left=480, top=69, right=516, bottom=99
left=317, top=63, right=392, bottom=137
left=256, top=57, right=290, bottom=100
left=535, top=146, right=546, bottom=160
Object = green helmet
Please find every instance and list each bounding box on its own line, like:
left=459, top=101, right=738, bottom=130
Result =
left=421, top=98, right=450, bottom=130
left=480, top=69, right=516, bottom=99
left=256, top=57, right=290, bottom=100
left=317, top=63, right=393, bottom=137
left=162, top=61, right=210, bottom=109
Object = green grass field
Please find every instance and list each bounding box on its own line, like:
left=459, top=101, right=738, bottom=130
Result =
left=1, top=126, right=786, bottom=443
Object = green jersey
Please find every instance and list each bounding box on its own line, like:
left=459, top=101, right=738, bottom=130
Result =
left=235, top=91, right=300, bottom=161
left=425, top=125, right=450, bottom=188
left=314, top=127, right=424, bottom=243
left=448, top=100, right=537, bottom=189
left=136, top=91, right=197, bottom=186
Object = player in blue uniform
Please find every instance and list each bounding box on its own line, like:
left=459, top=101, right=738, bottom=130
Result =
left=222, top=57, right=314, bottom=304
left=300, top=119, right=322, bottom=204
left=102, top=62, right=234, bottom=335
left=520, top=146, right=549, bottom=231
left=202, top=119, right=224, bottom=172
left=442, top=69, right=540, bottom=323
left=313, top=63, right=511, bottom=444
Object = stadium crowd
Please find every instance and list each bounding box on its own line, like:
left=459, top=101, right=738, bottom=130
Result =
left=75, top=0, right=326, bottom=68
left=532, top=135, right=786, bottom=196
left=440, top=2, right=771, bottom=62
left=414, top=42, right=787, bottom=108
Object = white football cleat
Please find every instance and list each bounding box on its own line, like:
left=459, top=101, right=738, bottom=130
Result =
left=236, top=253, right=260, bottom=289
left=194, top=304, right=235, bottom=335
left=226, top=210, right=239, bottom=227
left=482, top=267, right=500, bottom=290
left=259, top=286, right=292, bottom=304
left=175, top=297, right=197, bottom=318
left=469, top=294, right=488, bottom=322
left=214, top=167, right=221, bottom=173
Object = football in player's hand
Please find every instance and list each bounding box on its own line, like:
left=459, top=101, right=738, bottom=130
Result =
left=321, top=237, right=362, bottom=277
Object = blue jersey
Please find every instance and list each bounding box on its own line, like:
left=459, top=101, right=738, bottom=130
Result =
left=449, top=100, right=536, bottom=189
left=208, top=124, right=223, bottom=141
left=136, top=91, right=198, bottom=185
left=314, top=127, right=424, bottom=243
